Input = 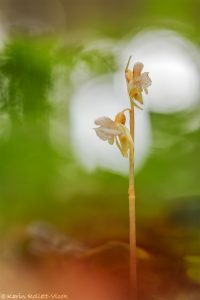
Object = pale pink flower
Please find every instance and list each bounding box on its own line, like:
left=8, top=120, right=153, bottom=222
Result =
left=126, top=61, right=152, bottom=105
left=94, top=115, right=133, bottom=158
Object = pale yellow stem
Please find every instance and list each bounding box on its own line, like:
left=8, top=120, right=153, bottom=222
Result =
left=125, top=56, right=137, bottom=299
left=129, top=101, right=137, bottom=299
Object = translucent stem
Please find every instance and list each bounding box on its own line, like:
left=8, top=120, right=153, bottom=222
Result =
left=125, top=56, right=137, bottom=298
left=129, top=102, right=137, bottom=299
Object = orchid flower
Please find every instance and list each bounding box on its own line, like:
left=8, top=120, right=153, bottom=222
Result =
left=94, top=112, right=133, bottom=158
left=93, top=57, right=152, bottom=298
left=125, top=59, right=152, bottom=107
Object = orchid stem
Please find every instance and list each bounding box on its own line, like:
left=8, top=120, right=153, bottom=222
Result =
left=129, top=101, right=137, bottom=299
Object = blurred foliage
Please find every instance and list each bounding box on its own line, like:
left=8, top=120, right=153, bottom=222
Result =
left=136, top=108, right=200, bottom=217
left=0, top=2, right=199, bottom=298
left=0, top=15, right=199, bottom=251
left=0, top=36, right=116, bottom=124
left=0, top=35, right=122, bottom=244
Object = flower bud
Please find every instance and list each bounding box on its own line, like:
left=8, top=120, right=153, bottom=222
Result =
left=115, top=111, right=126, bottom=125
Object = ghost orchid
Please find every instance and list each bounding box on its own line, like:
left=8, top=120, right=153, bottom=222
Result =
left=125, top=57, right=152, bottom=107
left=94, top=111, right=133, bottom=158
left=93, top=56, right=152, bottom=300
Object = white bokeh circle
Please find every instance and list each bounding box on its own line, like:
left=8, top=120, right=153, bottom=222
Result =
left=70, top=75, right=151, bottom=174
left=118, top=29, right=200, bottom=113
left=69, top=29, right=200, bottom=175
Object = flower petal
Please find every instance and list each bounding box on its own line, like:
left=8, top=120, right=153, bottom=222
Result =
left=100, top=127, right=121, bottom=136
left=124, top=127, right=134, bottom=146
left=119, top=135, right=129, bottom=157
left=116, top=124, right=134, bottom=157
left=94, top=117, right=116, bottom=128
left=133, top=100, right=143, bottom=110
left=118, top=124, right=134, bottom=146
left=139, top=72, right=152, bottom=89
left=128, top=84, right=143, bottom=104
left=94, top=127, right=120, bottom=142
left=115, top=137, right=124, bottom=156
left=94, top=127, right=108, bottom=141
left=134, top=90, right=143, bottom=104
left=133, top=62, right=144, bottom=78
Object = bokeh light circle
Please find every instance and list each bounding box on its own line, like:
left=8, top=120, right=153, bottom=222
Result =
left=70, top=76, right=151, bottom=174
left=119, top=29, right=200, bottom=113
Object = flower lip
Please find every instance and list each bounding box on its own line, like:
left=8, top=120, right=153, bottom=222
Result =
left=94, top=115, right=133, bottom=158
left=94, top=127, right=120, bottom=136
left=94, top=127, right=119, bottom=141
left=94, top=116, right=121, bottom=142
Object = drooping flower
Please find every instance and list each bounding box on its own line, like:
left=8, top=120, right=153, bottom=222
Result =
left=94, top=112, right=133, bottom=158
left=125, top=60, right=152, bottom=106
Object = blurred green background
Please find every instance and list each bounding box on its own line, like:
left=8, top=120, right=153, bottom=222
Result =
left=0, top=1, right=200, bottom=299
